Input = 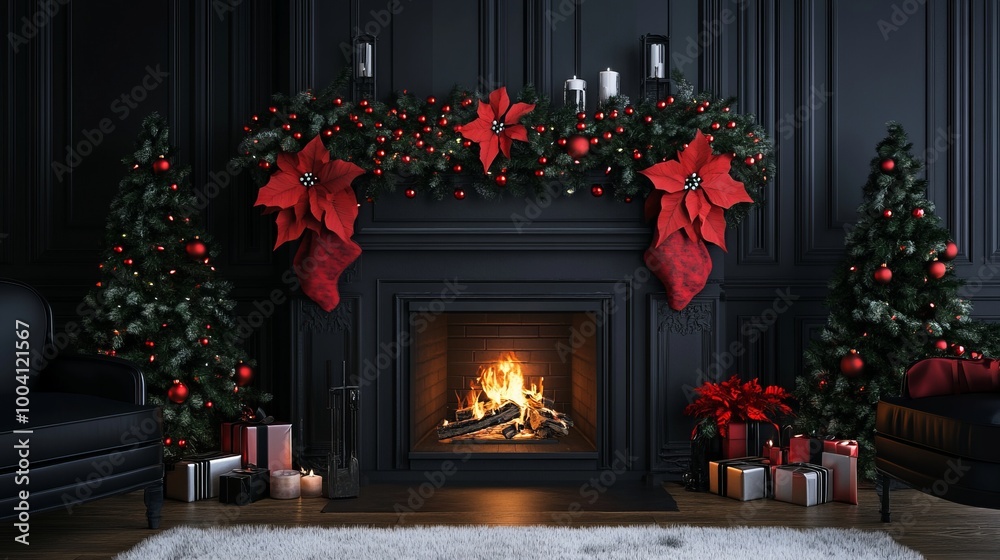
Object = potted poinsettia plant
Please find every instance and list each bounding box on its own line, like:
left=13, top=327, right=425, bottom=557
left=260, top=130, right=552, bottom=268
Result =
left=682, top=375, right=793, bottom=491
left=684, top=375, right=793, bottom=457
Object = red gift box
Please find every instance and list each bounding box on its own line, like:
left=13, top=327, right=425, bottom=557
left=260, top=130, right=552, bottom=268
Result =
left=221, top=421, right=292, bottom=472
left=723, top=422, right=748, bottom=459
left=788, top=434, right=824, bottom=464
left=821, top=439, right=859, bottom=504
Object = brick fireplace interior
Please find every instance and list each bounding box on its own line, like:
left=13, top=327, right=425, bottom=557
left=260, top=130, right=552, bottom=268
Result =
left=410, top=312, right=598, bottom=454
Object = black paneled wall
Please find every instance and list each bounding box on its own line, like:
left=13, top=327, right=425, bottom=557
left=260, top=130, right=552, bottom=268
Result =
left=3, top=0, right=998, bottom=475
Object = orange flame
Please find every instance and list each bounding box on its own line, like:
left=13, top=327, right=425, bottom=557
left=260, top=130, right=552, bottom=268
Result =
left=461, top=353, right=543, bottom=422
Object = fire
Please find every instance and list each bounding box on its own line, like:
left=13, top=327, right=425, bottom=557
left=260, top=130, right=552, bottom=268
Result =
left=457, top=353, right=543, bottom=422
left=439, top=351, right=573, bottom=441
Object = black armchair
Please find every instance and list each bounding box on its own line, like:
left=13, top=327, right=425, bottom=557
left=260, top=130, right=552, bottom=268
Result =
left=0, top=278, right=164, bottom=529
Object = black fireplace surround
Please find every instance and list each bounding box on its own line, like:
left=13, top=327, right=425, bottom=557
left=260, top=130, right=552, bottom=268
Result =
left=289, top=189, right=722, bottom=482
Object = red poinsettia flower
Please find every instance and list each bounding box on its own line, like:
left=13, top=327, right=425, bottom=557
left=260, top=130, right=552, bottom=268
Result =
left=684, top=375, right=793, bottom=437
left=640, top=130, right=753, bottom=252
left=460, top=87, right=535, bottom=172
left=255, top=135, right=365, bottom=248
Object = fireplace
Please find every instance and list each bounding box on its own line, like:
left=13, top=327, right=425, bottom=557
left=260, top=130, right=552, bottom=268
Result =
left=401, top=296, right=608, bottom=471
left=288, top=194, right=722, bottom=481
left=409, top=310, right=599, bottom=453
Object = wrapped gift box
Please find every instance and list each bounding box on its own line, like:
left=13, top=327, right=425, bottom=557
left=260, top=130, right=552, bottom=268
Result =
left=164, top=452, right=243, bottom=502
left=788, top=434, right=824, bottom=464
left=822, top=439, right=859, bottom=504
left=773, top=463, right=832, bottom=506
left=709, top=457, right=770, bottom=501
left=219, top=467, right=270, bottom=505
left=221, top=421, right=293, bottom=472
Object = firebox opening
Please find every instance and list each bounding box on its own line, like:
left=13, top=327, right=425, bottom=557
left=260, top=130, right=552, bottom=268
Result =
left=410, top=312, right=598, bottom=453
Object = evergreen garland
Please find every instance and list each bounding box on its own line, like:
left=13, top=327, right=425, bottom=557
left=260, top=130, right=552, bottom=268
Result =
left=232, top=72, right=771, bottom=229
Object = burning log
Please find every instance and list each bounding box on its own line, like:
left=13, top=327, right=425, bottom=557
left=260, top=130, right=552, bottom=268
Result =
left=501, top=423, right=518, bottom=439
left=455, top=407, right=474, bottom=421
left=437, top=402, right=520, bottom=440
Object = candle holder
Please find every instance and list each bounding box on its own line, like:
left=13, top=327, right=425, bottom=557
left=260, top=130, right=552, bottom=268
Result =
left=640, top=34, right=670, bottom=102
left=563, top=76, right=587, bottom=113
left=352, top=34, right=376, bottom=101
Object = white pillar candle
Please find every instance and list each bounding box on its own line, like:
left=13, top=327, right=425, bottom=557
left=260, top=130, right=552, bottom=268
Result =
left=300, top=469, right=323, bottom=498
left=648, top=43, right=666, bottom=79
left=598, top=68, right=619, bottom=103
left=270, top=469, right=301, bottom=499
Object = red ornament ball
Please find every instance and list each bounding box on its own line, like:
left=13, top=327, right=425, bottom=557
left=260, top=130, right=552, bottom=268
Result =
left=952, top=344, right=966, bottom=356
left=567, top=135, right=590, bottom=158
left=934, top=339, right=949, bottom=351
left=144, top=340, right=155, bottom=348
left=178, top=439, right=187, bottom=448
left=882, top=209, right=893, bottom=218
left=873, top=265, right=893, bottom=284
left=152, top=159, right=171, bottom=174
left=113, top=245, right=124, bottom=253
left=164, top=437, right=172, bottom=446
left=928, top=261, right=947, bottom=279
left=167, top=380, right=189, bottom=404
left=495, top=174, right=507, bottom=187
left=185, top=240, right=208, bottom=259
left=199, top=337, right=210, bottom=346
left=744, top=156, right=755, bottom=166
left=912, top=208, right=925, bottom=218
left=941, top=241, right=959, bottom=261
left=880, top=158, right=896, bottom=172
left=453, top=189, right=466, bottom=200
left=971, top=351, right=983, bottom=360
left=840, top=351, right=864, bottom=377
left=404, top=188, right=416, bottom=199
left=235, top=363, right=254, bottom=387
left=123, top=258, right=134, bottom=266
left=591, top=185, right=604, bottom=197
left=534, top=169, right=545, bottom=177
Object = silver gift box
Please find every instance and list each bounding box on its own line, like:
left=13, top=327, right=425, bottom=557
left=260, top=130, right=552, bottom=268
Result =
left=165, top=452, right=243, bottom=502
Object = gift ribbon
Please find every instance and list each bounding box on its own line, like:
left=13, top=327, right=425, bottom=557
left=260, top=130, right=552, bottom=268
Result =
left=780, top=462, right=832, bottom=503
left=712, top=458, right=770, bottom=496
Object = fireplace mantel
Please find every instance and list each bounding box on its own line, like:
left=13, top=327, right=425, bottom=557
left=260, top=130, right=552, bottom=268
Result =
left=288, top=192, right=723, bottom=482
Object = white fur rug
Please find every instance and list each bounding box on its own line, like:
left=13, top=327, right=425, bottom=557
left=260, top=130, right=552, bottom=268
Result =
left=115, top=524, right=923, bottom=560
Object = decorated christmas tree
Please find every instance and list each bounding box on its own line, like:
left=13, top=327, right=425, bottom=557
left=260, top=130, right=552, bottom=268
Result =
left=795, top=123, right=1000, bottom=479
left=76, top=113, right=270, bottom=460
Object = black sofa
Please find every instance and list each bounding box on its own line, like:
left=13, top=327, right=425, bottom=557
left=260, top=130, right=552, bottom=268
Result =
left=875, top=357, right=1000, bottom=522
left=0, top=278, right=164, bottom=529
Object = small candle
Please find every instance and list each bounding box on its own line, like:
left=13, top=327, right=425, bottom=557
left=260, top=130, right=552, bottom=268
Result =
left=270, top=469, right=301, bottom=499
left=564, top=76, right=586, bottom=112
left=300, top=469, right=323, bottom=498
left=648, top=43, right=666, bottom=79
left=598, top=68, right=619, bottom=104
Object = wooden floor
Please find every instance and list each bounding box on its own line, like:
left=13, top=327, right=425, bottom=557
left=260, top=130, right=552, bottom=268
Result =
left=5, top=482, right=999, bottom=559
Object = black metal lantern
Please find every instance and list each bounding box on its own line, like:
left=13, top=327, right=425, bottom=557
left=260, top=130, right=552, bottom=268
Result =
left=352, top=34, right=376, bottom=101
left=640, top=34, right=670, bottom=102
